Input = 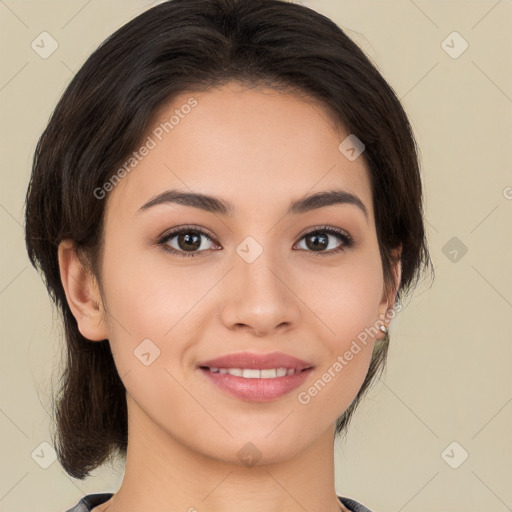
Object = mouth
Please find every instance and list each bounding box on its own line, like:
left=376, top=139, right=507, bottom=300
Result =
left=199, top=366, right=309, bottom=378
left=196, top=351, right=314, bottom=402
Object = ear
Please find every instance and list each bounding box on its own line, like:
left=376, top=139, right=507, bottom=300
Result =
left=377, top=245, right=402, bottom=327
left=57, top=239, right=109, bottom=341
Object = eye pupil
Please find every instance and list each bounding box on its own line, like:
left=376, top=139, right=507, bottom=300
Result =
left=178, top=232, right=201, bottom=251
left=306, top=233, right=328, bottom=251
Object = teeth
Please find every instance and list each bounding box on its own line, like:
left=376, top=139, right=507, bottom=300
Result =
left=242, top=369, right=260, bottom=378
left=208, top=367, right=296, bottom=378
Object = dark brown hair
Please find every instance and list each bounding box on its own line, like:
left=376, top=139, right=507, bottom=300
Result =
left=24, top=0, right=433, bottom=480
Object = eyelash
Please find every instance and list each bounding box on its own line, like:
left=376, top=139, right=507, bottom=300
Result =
left=156, top=224, right=354, bottom=258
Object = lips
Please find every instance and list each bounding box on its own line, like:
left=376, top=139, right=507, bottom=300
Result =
left=197, top=351, right=313, bottom=372
left=197, top=351, right=314, bottom=401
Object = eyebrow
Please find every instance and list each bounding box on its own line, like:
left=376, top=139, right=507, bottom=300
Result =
left=137, top=188, right=368, bottom=221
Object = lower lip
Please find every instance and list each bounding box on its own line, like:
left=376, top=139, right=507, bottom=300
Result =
left=199, top=368, right=313, bottom=402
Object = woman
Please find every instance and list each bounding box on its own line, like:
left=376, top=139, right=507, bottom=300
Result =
left=24, top=0, right=433, bottom=511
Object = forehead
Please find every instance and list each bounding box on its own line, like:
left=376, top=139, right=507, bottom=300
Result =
left=104, top=82, right=374, bottom=226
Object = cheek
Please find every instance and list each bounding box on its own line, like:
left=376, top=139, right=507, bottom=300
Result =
left=296, top=254, right=384, bottom=345
left=99, top=243, right=217, bottom=375
left=296, top=347, right=373, bottom=425
left=293, top=257, right=383, bottom=408
left=100, top=240, right=199, bottom=332
left=295, top=275, right=381, bottom=419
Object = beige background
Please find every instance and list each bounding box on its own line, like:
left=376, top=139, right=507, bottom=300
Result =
left=1, top=1, right=511, bottom=511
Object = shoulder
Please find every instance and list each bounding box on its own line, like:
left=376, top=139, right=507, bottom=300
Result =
left=338, top=495, right=374, bottom=512
left=63, top=493, right=114, bottom=512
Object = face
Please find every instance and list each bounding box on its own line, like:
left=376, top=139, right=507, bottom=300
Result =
left=73, top=81, right=398, bottom=465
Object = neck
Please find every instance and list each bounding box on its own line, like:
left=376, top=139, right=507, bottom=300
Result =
left=100, top=394, right=344, bottom=512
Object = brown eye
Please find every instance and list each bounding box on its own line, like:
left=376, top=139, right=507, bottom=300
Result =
left=157, top=224, right=354, bottom=258
left=295, top=227, right=354, bottom=255
left=304, top=232, right=329, bottom=251
left=158, top=226, right=217, bottom=257
left=175, top=232, right=202, bottom=252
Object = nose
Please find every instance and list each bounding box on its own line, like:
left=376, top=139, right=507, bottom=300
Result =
left=218, top=249, right=302, bottom=337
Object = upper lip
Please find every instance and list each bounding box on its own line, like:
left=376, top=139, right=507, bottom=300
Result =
left=197, top=351, right=314, bottom=371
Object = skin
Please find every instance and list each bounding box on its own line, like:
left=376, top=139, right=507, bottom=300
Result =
left=58, top=81, right=401, bottom=512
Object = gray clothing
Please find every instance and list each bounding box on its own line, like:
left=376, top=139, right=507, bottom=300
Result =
left=64, top=492, right=373, bottom=512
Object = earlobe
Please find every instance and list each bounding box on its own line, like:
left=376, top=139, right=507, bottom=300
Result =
left=57, top=240, right=109, bottom=342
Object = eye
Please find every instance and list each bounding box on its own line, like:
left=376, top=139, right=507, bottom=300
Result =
left=157, top=225, right=218, bottom=258
left=294, top=225, right=354, bottom=256
left=156, top=224, right=354, bottom=258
